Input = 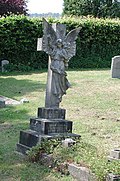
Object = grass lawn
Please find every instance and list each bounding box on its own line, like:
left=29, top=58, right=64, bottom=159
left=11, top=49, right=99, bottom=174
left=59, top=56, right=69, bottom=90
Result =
left=0, top=69, right=120, bottom=181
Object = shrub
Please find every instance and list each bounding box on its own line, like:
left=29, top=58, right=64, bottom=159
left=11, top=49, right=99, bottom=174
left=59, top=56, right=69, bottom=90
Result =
left=63, top=0, right=120, bottom=18
left=0, top=15, right=120, bottom=70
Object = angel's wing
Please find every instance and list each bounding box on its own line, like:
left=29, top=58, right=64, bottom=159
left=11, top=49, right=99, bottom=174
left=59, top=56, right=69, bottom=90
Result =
left=64, top=27, right=81, bottom=60
left=42, top=18, right=57, bottom=54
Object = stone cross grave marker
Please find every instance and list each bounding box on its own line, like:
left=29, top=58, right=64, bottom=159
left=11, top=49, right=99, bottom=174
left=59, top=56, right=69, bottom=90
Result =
left=37, top=18, right=81, bottom=108
left=37, top=39, right=52, bottom=108
left=37, top=22, right=67, bottom=108
left=16, top=19, right=81, bottom=155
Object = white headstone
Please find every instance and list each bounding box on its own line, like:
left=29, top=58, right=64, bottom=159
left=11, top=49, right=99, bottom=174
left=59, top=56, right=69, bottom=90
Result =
left=111, top=56, right=120, bottom=78
left=37, top=38, right=42, bottom=51
left=1, top=60, right=9, bottom=72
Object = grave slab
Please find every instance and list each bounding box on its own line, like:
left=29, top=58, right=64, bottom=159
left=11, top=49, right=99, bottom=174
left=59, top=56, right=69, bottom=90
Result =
left=68, top=163, right=97, bottom=181
left=0, top=95, right=20, bottom=105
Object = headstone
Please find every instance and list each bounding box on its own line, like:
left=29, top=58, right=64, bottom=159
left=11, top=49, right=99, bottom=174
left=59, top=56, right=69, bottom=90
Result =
left=17, top=19, right=81, bottom=155
left=108, top=149, right=120, bottom=161
left=111, top=56, right=120, bottom=78
left=0, top=100, right=5, bottom=108
left=106, top=173, right=120, bottom=181
left=68, top=164, right=97, bottom=181
left=1, top=60, right=9, bottom=72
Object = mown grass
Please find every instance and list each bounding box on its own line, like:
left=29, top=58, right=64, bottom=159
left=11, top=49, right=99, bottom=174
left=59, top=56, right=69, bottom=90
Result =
left=0, top=69, right=120, bottom=181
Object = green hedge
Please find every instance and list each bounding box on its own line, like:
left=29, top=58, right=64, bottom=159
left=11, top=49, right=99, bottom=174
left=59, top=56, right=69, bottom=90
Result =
left=0, top=15, right=120, bottom=70
left=0, top=16, right=48, bottom=70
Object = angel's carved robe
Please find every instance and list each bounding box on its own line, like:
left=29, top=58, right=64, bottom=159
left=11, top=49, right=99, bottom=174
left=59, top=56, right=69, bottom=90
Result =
left=50, top=44, right=70, bottom=107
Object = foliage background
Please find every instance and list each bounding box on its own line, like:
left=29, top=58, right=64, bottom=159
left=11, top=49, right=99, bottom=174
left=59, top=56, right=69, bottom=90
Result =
left=0, top=15, right=120, bottom=70
left=63, top=0, right=120, bottom=18
left=0, top=0, right=28, bottom=17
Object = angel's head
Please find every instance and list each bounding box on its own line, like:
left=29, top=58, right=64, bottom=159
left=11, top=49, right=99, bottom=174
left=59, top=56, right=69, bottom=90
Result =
left=56, top=39, right=63, bottom=48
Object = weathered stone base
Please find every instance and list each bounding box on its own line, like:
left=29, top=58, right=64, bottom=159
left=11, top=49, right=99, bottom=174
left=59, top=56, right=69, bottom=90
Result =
left=38, top=107, right=66, bottom=119
left=16, top=143, right=31, bottom=155
left=30, top=118, right=72, bottom=134
left=17, top=132, right=80, bottom=155
left=17, top=107, right=80, bottom=154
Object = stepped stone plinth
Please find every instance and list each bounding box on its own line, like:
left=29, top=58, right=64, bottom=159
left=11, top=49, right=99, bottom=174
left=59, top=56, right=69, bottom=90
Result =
left=17, top=108, right=80, bottom=154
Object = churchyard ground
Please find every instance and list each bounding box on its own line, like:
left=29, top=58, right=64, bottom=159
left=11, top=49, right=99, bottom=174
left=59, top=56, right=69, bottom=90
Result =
left=0, top=69, right=120, bottom=181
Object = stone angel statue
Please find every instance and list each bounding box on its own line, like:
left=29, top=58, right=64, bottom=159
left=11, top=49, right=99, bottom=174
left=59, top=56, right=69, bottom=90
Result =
left=42, top=18, right=81, bottom=108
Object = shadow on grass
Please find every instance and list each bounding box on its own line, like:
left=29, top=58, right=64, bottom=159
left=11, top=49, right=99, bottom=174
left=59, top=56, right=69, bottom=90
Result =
left=0, top=121, right=51, bottom=181
left=0, top=69, right=47, bottom=76
left=68, top=68, right=110, bottom=72
left=0, top=77, right=46, bottom=99
left=0, top=68, right=110, bottom=77
left=0, top=105, right=32, bottom=124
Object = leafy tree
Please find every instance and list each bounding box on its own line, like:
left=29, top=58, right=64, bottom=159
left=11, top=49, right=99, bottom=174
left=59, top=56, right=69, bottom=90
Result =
left=63, top=0, right=120, bottom=18
left=0, top=0, right=28, bottom=17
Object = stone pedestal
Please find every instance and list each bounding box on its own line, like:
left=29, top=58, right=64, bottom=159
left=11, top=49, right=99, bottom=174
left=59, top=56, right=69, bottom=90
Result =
left=17, top=107, right=80, bottom=154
